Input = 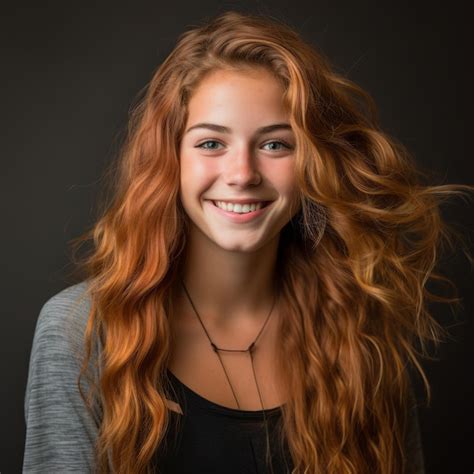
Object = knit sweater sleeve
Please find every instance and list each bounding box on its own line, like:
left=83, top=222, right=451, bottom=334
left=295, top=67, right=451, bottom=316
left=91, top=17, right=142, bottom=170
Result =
left=23, top=282, right=103, bottom=473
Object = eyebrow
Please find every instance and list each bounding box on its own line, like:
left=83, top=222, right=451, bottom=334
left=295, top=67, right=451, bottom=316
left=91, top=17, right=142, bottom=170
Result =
left=185, top=122, right=292, bottom=135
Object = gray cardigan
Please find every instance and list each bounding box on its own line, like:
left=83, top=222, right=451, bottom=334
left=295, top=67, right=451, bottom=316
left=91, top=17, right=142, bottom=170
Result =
left=23, top=281, right=426, bottom=473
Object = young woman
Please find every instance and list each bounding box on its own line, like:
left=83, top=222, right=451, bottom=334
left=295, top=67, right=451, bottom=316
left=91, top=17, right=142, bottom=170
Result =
left=23, top=10, right=472, bottom=474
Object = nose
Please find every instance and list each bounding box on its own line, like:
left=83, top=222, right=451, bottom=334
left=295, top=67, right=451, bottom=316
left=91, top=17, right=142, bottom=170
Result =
left=223, top=145, right=262, bottom=187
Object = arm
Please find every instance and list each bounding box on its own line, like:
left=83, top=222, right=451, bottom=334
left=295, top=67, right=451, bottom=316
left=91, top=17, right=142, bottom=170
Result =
left=23, top=282, right=102, bottom=473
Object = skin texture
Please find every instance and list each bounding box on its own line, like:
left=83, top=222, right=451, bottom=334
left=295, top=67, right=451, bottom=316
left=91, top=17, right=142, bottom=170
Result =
left=176, top=67, right=300, bottom=336
left=167, top=67, right=297, bottom=409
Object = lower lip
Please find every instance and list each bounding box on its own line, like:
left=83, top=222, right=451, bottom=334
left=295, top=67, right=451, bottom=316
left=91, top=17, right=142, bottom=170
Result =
left=207, top=201, right=273, bottom=223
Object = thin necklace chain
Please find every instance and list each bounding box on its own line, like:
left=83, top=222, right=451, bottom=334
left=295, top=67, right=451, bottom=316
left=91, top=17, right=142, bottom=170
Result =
left=179, top=277, right=277, bottom=474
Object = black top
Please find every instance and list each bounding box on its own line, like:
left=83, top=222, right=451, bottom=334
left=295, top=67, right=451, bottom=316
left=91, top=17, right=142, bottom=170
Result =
left=153, top=369, right=294, bottom=474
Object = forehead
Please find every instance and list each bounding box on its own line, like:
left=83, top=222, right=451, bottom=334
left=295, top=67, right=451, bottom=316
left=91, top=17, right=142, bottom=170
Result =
left=194, top=65, right=283, bottom=89
left=185, top=67, right=290, bottom=125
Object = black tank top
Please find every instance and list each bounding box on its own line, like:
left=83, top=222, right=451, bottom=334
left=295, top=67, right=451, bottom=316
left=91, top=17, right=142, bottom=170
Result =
left=152, top=368, right=294, bottom=473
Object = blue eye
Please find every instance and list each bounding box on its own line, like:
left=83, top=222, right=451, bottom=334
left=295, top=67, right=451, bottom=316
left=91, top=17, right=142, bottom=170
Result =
left=196, top=140, right=223, bottom=150
left=195, top=140, right=292, bottom=151
left=262, top=141, right=291, bottom=151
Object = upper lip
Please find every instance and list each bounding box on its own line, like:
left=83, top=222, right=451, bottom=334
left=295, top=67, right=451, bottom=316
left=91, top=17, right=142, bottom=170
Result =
left=208, top=198, right=272, bottom=204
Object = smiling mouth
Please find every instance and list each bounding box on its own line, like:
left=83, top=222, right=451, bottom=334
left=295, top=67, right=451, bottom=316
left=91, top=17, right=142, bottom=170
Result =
left=209, top=200, right=273, bottom=208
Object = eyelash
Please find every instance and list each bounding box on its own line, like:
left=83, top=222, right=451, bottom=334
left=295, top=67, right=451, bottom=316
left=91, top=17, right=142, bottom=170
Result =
left=195, top=140, right=293, bottom=151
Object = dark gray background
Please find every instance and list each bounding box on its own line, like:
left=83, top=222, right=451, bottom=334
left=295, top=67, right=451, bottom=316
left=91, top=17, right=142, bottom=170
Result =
left=1, top=1, right=472, bottom=472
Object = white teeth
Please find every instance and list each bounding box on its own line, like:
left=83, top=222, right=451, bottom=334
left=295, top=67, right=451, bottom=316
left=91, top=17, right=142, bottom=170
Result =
left=214, top=201, right=265, bottom=213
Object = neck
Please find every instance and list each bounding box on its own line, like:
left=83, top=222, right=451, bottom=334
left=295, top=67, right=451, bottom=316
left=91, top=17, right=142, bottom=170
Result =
left=173, top=226, right=281, bottom=329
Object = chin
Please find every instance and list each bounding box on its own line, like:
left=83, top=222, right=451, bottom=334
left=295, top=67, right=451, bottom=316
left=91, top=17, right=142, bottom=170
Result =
left=212, top=238, right=267, bottom=253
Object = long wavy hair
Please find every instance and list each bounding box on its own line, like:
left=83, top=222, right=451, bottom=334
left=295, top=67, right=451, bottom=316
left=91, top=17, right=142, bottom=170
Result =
left=69, top=10, right=473, bottom=474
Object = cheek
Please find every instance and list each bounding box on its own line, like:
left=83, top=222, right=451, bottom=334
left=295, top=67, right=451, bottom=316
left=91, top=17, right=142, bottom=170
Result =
left=270, top=163, right=300, bottom=216
left=180, top=153, right=218, bottom=198
left=271, top=162, right=297, bottom=196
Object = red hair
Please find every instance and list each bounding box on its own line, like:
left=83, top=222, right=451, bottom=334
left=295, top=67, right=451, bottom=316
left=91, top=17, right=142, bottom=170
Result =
left=69, top=10, right=473, bottom=473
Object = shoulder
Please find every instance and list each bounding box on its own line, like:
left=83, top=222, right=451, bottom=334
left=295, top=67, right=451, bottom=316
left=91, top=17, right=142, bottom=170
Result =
left=25, top=279, right=101, bottom=421
left=23, top=281, right=102, bottom=472
left=33, top=280, right=93, bottom=355
left=26, top=280, right=98, bottom=401
left=37, top=280, right=92, bottom=331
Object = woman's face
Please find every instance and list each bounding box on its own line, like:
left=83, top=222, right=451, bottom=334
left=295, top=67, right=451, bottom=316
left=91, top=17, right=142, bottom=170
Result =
left=179, top=67, right=300, bottom=253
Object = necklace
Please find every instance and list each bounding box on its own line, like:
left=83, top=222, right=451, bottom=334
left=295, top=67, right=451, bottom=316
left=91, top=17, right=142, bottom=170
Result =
left=179, top=277, right=277, bottom=474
